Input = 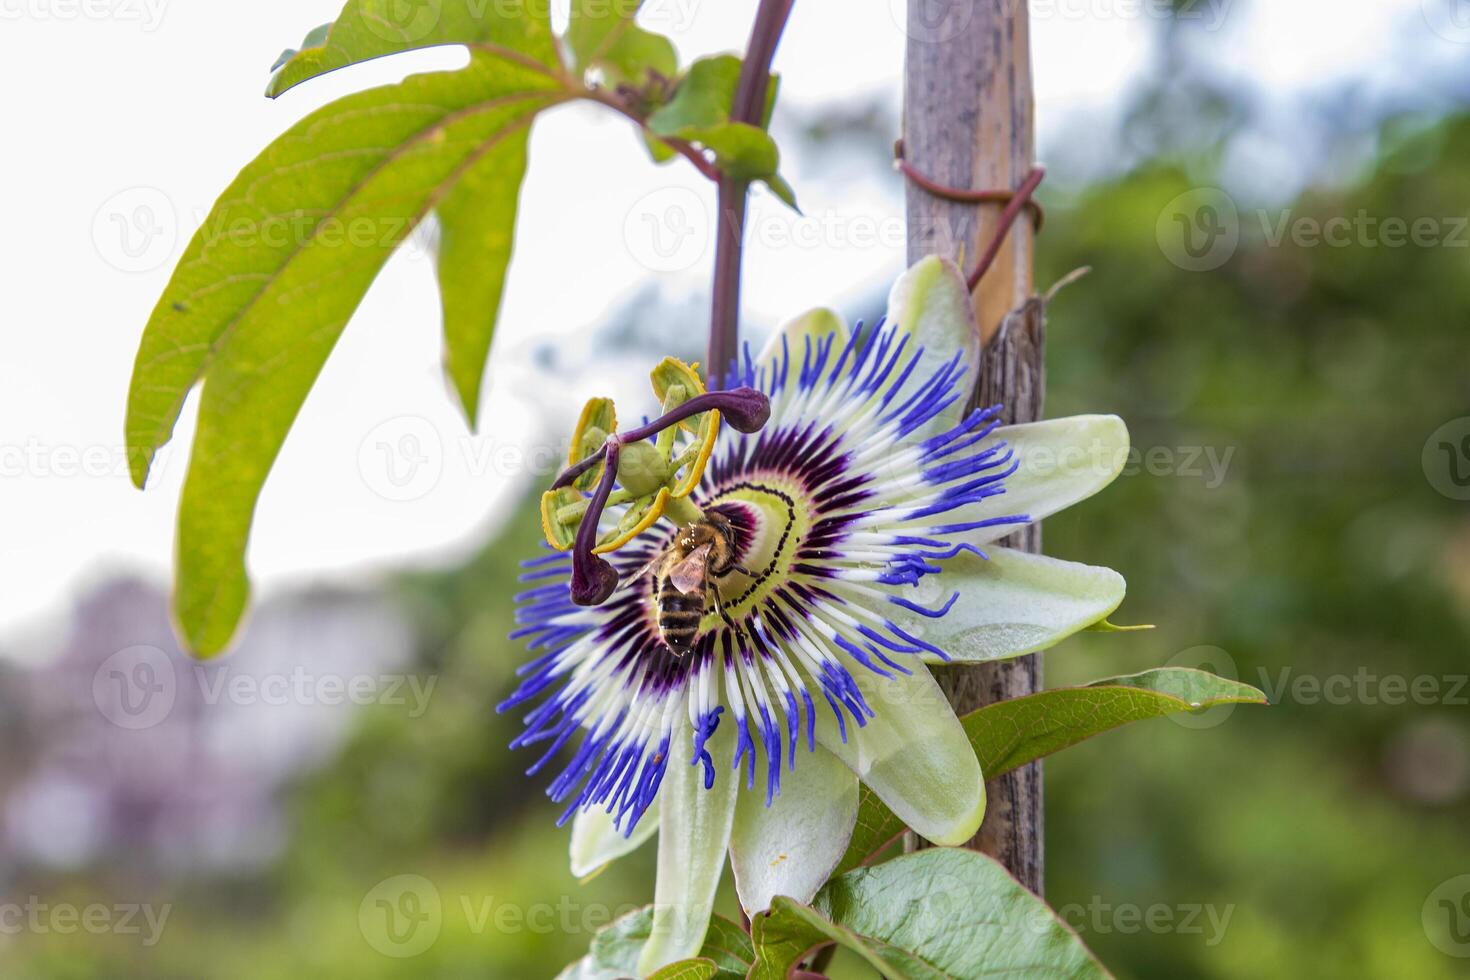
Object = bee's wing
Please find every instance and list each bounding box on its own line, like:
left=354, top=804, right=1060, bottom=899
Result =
left=669, top=544, right=713, bottom=595
left=621, top=553, right=663, bottom=587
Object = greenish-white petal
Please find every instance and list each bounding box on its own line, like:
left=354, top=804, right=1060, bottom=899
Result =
left=754, top=307, right=848, bottom=379
left=728, top=745, right=859, bottom=914
left=880, top=256, right=981, bottom=441
left=924, top=414, right=1130, bottom=544
left=892, top=547, right=1126, bottom=664
left=809, top=655, right=984, bottom=847
left=637, top=722, right=739, bottom=977
left=570, top=798, right=661, bottom=880
left=753, top=258, right=978, bottom=445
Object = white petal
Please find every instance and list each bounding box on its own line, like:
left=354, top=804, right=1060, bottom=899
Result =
left=637, top=720, right=739, bottom=977
left=881, top=256, right=981, bottom=441
left=892, top=547, right=1126, bottom=664
left=810, top=655, right=984, bottom=847
left=728, top=745, right=859, bottom=914
left=570, top=798, right=660, bottom=880
left=921, top=414, right=1129, bottom=544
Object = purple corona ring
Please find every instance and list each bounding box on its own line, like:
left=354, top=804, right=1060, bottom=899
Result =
left=499, top=258, right=1131, bottom=973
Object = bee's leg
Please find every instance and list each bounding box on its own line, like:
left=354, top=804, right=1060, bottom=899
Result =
left=711, top=585, right=731, bottom=624
left=731, top=564, right=753, bottom=577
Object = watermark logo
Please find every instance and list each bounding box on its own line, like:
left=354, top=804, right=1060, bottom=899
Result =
left=1163, top=646, right=1240, bottom=729
left=1027, top=0, right=1234, bottom=30
left=93, top=186, right=177, bottom=273
left=892, top=0, right=974, bottom=43
left=1157, top=188, right=1239, bottom=272
left=360, top=875, right=442, bottom=958
left=0, top=0, right=169, bottom=30
left=361, top=0, right=443, bottom=43
left=623, top=186, right=709, bottom=272
left=359, top=416, right=443, bottom=502
left=1424, top=418, right=1470, bottom=500
left=1423, top=0, right=1470, bottom=44
left=0, top=898, right=171, bottom=947
left=1424, top=875, right=1470, bottom=957
left=1042, top=897, right=1234, bottom=947
left=93, top=645, right=177, bottom=731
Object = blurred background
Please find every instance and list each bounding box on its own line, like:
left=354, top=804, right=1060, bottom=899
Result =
left=3, top=0, right=1470, bottom=976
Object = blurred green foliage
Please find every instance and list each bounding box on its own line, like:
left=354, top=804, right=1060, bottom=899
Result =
left=9, top=113, right=1469, bottom=979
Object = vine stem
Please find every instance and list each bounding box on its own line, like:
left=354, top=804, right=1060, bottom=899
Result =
left=707, top=0, right=796, bottom=389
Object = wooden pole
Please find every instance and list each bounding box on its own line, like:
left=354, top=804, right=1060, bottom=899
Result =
left=903, top=0, right=1045, bottom=894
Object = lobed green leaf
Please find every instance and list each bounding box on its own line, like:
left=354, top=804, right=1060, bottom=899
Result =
left=126, top=56, right=562, bottom=655
left=266, top=0, right=561, bottom=98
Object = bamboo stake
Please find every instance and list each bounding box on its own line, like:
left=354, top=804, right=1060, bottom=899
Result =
left=903, top=0, right=1045, bottom=894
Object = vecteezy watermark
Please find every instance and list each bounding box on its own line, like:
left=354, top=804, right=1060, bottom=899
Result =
left=623, top=186, right=711, bottom=273
left=93, top=186, right=178, bottom=273
left=358, top=875, right=642, bottom=957
left=891, top=0, right=974, bottom=43
left=563, top=0, right=701, bottom=34
left=1156, top=188, right=1241, bottom=272
left=360, top=875, right=442, bottom=959
left=355, top=417, right=568, bottom=502
left=355, top=417, right=571, bottom=501
left=1424, top=417, right=1470, bottom=501
left=93, top=646, right=178, bottom=731
left=93, top=646, right=439, bottom=729
left=1158, top=188, right=1470, bottom=271
left=1029, top=0, right=1233, bottom=30
left=0, top=439, right=168, bottom=482
left=1017, top=439, right=1237, bottom=490
left=359, top=416, right=445, bottom=503
left=92, top=187, right=442, bottom=275
left=0, top=898, right=171, bottom=947
left=0, top=0, right=168, bottom=30
left=1424, top=875, right=1470, bottom=957
left=357, top=0, right=443, bottom=43
left=1044, top=897, right=1235, bottom=947
left=1254, top=668, right=1468, bottom=708
left=1423, top=0, right=1470, bottom=44
left=1163, top=645, right=1241, bottom=730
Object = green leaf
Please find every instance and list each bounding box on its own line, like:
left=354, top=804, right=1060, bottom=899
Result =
left=556, top=906, right=652, bottom=980
left=647, top=960, right=719, bottom=980
left=558, top=908, right=751, bottom=980
left=832, top=669, right=1267, bottom=874
left=125, top=55, right=563, bottom=655
left=567, top=0, right=677, bottom=88
left=695, top=914, right=755, bottom=977
left=271, top=22, right=331, bottom=74
left=966, top=668, right=1269, bottom=778
left=434, top=125, right=531, bottom=425
left=647, top=54, right=793, bottom=199
left=750, top=849, right=1111, bottom=979
left=267, top=0, right=561, bottom=98
left=647, top=55, right=743, bottom=133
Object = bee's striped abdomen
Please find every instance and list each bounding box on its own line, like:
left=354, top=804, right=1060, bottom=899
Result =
left=656, top=574, right=705, bottom=655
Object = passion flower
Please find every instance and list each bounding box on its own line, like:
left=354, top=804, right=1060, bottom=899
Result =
left=504, top=257, right=1130, bottom=974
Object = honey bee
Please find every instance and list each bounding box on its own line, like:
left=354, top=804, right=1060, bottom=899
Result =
left=639, top=512, right=747, bottom=657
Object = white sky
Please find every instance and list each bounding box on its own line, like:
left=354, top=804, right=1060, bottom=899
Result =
left=0, top=0, right=1448, bottom=639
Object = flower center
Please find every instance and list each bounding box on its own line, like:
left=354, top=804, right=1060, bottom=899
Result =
left=699, top=474, right=817, bottom=629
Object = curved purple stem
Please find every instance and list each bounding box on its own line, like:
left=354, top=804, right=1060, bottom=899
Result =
left=569, top=440, right=622, bottom=606
left=551, top=388, right=770, bottom=491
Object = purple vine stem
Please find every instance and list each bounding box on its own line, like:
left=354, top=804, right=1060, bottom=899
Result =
left=707, top=0, right=796, bottom=389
